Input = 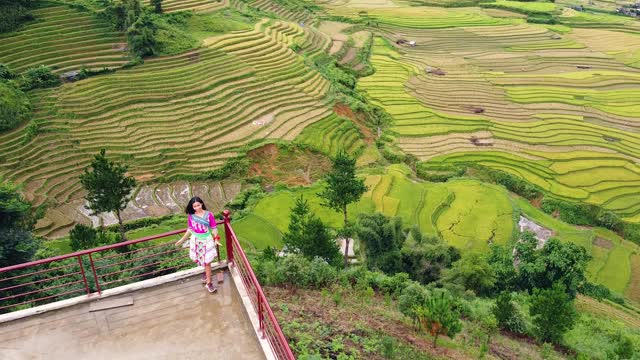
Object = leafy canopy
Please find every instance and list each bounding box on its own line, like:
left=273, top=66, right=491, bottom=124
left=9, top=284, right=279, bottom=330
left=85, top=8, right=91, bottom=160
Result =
left=80, top=149, right=137, bottom=216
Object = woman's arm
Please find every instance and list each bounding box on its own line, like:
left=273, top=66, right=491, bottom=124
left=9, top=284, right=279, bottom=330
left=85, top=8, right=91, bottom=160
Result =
left=175, top=229, right=192, bottom=246
left=211, top=227, right=221, bottom=246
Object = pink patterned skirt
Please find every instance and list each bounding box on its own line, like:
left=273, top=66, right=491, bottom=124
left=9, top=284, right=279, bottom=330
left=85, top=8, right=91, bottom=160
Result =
left=189, top=232, right=216, bottom=266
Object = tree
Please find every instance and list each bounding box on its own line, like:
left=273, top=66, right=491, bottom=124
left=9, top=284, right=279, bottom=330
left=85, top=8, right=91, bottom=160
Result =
left=515, top=232, right=590, bottom=297
left=442, top=252, right=496, bottom=296
left=401, top=238, right=460, bottom=284
left=318, top=150, right=367, bottom=268
left=80, top=149, right=136, bottom=242
left=0, top=181, right=40, bottom=267
left=0, top=81, right=31, bottom=132
left=282, top=195, right=341, bottom=265
left=127, top=12, right=157, bottom=57
left=355, top=213, right=403, bottom=274
left=150, top=0, right=162, bottom=13
left=529, top=283, right=577, bottom=343
left=69, top=223, right=98, bottom=251
left=492, top=292, right=526, bottom=334
left=415, top=292, right=462, bottom=348
left=487, top=244, right=518, bottom=292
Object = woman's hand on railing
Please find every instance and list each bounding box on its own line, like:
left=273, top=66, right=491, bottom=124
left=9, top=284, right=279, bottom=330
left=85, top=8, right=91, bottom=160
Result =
left=214, top=235, right=221, bottom=246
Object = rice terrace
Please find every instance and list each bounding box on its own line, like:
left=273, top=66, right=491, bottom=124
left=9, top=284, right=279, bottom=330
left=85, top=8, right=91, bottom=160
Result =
left=2, top=0, right=640, bottom=358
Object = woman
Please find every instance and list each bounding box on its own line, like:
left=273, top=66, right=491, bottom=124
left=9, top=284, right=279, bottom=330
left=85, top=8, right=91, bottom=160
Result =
left=175, top=196, right=221, bottom=293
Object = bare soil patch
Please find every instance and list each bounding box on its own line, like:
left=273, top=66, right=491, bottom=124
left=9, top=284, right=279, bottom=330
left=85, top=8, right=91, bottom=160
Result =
left=247, top=143, right=331, bottom=186
left=333, top=103, right=375, bottom=144
left=593, top=237, right=614, bottom=249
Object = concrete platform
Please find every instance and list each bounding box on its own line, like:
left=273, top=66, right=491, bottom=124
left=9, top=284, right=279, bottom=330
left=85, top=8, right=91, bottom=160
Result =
left=0, top=271, right=265, bottom=360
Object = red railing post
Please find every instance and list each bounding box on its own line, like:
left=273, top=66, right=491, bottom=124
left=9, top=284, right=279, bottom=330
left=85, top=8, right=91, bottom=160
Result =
left=88, top=253, right=102, bottom=294
left=223, top=210, right=234, bottom=264
left=76, top=256, right=90, bottom=295
left=258, top=292, right=265, bottom=338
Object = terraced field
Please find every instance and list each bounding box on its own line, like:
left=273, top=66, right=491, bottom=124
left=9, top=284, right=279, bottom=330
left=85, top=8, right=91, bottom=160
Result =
left=143, top=0, right=228, bottom=12
left=295, top=113, right=366, bottom=156
left=357, top=19, right=640, bottom=221
left=34, top=180, right=246, bottom=238
left=252, top=164, right=516, bottom=251
left=0, top=18, right=333, bottom=234
left=244, top=163, right=640, bottom=300
left=0, top=5, right=129, bottom=73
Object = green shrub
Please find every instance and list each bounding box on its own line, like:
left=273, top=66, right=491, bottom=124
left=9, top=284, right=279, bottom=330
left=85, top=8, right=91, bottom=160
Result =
left=0, top=81, right=31, bottom=131
left=492, top=292, right=527, bottom=334
left=0, top=64, right=15, bottom=80
left=578, top=282, right=624, bottom=305
left=307, top=257, right=338, bottom=287
left=69, top=224, right=99, bottom=251
left=398, top=283, right=429, bottom=325
left=22, top=120, right=39, bottom=144
left=19, top=65, right=61, bottom=91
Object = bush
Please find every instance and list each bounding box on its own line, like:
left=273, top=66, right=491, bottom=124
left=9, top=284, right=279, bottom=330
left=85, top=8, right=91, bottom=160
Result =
left=492, top=292, right=527, bottom=334
left=0, top=63, right=15, bottom=80
left=19, top=65, right=61, bottom=91
left=307, top=257, right=338, bottom=288
left=579, top=282, right=624, bottom=305
left=398, top=283, right=429, bottom=325
left=69, top=224, right=99, bottom=251
left=0, top=81, right=31, bottom=131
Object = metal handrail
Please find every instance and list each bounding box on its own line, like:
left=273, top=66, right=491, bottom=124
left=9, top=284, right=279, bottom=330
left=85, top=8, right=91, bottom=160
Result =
left=0, top=210, right=296, bottom=359
left=222, top=210, right=296, bottom=360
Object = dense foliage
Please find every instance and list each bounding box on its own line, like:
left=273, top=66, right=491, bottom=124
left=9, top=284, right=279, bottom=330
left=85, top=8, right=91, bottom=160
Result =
left=80, top=149, right=137, bottom=241
left=0, top=0, right=36, bottom=33
left=0, top=81, right=31, bottom=132
left=282, top=195, right=341, bottom=266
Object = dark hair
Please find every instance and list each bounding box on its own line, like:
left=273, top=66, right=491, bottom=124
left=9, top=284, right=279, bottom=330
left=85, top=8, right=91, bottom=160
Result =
left=185, top=196, right=207, bottom=214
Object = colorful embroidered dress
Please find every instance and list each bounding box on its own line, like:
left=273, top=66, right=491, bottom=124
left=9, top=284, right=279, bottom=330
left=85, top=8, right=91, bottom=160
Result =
left=188, top=211, right=217, bottom=266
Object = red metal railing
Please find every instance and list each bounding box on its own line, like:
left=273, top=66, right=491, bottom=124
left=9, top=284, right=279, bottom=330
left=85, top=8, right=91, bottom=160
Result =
left=223, top=210, right=296, bottom=360
left=0, top=210, right=295, bottom=359
left=0, top=229, right=191, bottom=312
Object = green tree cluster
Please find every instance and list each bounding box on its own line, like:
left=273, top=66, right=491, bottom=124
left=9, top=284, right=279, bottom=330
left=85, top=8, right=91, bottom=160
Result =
left=282, top=195, right=341, bottom=266
left=355, top=213, right=404, bottom=274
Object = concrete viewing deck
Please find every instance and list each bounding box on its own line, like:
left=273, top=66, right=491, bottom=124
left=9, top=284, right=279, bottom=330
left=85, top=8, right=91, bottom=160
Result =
left=0, top=269, right=265, bottom=360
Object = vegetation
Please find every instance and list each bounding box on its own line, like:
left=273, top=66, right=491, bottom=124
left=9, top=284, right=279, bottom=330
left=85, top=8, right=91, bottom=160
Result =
left=319, top=150, right=368, bottom=268
left=80, top=149, right=137, bottom=241
left=282, top=195, right=341, bottom=265
left=529, top=284, right=577, bottom=343
left=0, top=0, right=36, bottom=33
left=0, top=181, right=40, bottom=267
left=1, top=1, right=640, bottom=357
left=0, top=81, right=31, bottom=131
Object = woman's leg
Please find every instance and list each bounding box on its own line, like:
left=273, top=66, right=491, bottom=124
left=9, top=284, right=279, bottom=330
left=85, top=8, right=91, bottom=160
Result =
left=205, top=262, right=212, bottom=285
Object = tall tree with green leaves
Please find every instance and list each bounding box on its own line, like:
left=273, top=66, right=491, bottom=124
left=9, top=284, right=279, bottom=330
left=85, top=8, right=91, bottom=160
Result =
left=318, top=150, right=367, bottom=268
left=0, top=181, right=40, bottom=267
left=442, top=252, right=497, bottom=296
left=80, top=149, right=136, bottom=242
left=415, top=292, right=463, bottom=348
left=529, top=283, right=577, bottom=343
left=282, top=195, right=341, bottom=265
left=355, top=212, right=403, bottom=274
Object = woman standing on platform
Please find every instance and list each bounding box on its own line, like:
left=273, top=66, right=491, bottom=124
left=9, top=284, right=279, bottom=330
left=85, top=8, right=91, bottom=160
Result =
left=175, top=196, right=221, bottom=293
